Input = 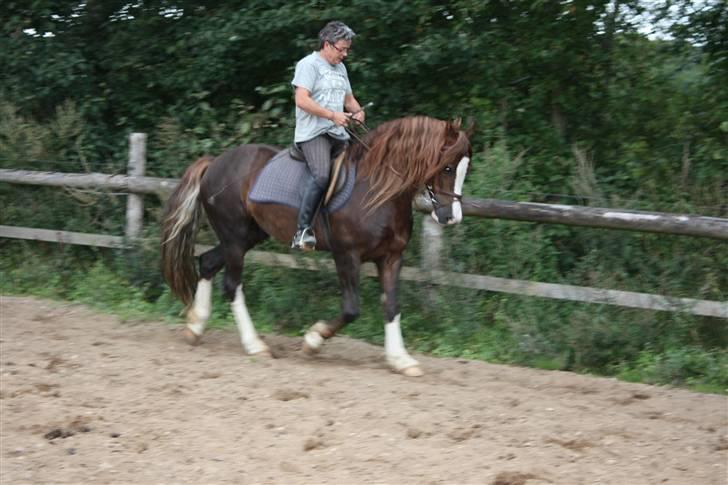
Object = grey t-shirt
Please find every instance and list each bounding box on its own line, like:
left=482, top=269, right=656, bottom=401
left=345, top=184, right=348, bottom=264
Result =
left=291, top=51, right=351, bottom=143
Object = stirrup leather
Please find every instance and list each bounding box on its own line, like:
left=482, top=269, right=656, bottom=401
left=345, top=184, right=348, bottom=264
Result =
left=291, top=227, right=317, bottom=251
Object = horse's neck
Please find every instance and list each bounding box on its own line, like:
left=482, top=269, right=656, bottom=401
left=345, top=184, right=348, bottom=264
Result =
left=355, top=174, right=417, bottom=196
left=354, top=177, right=417, bottom=216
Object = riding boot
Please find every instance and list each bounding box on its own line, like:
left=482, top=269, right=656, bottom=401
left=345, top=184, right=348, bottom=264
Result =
left=291, top=178, right=326, bottom=251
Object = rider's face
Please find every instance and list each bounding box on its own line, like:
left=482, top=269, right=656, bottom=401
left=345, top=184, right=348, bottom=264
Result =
left=324, top=40, right=351, bottom=64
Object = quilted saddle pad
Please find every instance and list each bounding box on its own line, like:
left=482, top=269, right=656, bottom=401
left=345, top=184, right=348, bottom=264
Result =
left=248, top=149, right=355, bottom=213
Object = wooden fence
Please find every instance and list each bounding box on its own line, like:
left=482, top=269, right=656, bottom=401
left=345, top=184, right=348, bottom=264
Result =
left=1, top=133, right=726, bottom=319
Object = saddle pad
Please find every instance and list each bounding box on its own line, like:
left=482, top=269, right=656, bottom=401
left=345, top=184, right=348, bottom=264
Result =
left=248, top=149, right=355, bottom=213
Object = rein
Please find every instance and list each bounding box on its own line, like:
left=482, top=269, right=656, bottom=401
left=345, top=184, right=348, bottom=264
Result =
left=345, top=118, right=371, bottom=150
left=344, top=101, right=374, bottom=149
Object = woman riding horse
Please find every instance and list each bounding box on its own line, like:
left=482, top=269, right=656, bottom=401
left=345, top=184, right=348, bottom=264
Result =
left=161, top=116, right=471, bottom=376
left=290, top=20, right=365, bottom=251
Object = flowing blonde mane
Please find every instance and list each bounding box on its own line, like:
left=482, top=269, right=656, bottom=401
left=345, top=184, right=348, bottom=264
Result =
left=352, top=116, right=469, bottom=212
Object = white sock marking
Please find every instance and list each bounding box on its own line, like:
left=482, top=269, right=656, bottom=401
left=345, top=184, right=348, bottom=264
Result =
left=385, top=314, right=419, bottom=370
left=187, top=278, right=212, bottom=336
left=231, top=285, right=268, bottom=355
left=304, top=331, right=324, bottom=350
left=304, top=321, right=329, bottom=351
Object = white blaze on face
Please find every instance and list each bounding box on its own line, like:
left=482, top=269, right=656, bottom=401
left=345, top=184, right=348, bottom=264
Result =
left=450, top=156, right=470, bottom=224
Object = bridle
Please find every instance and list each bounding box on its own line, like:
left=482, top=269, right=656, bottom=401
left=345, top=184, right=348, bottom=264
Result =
left=425, top=183, right=463, bottom=209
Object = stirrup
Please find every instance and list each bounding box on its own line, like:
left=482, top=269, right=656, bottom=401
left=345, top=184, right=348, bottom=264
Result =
left=291, top=227, right=317, bottom=251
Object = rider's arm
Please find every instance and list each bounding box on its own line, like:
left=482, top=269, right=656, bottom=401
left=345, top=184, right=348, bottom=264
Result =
left=295, top=87, right=349, bottom=126
left=344, top=94, right=365, bottom=123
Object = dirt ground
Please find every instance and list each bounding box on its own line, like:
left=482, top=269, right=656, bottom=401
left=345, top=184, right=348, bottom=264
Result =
left=1, top=296, right=726, bottom=485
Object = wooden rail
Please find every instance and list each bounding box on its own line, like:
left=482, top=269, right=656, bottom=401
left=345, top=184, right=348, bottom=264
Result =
left=460, top=199, right=728, bottom=240
left=2, top=170, right=727, bottom=239
left=0, top=169, right=177, bottom=197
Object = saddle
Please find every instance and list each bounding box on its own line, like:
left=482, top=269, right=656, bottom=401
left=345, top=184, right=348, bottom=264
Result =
left=248, top=147, right=355, bottom=213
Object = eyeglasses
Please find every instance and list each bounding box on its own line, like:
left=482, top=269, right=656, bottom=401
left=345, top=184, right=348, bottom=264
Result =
left=329, top=42, right=352, bottom=54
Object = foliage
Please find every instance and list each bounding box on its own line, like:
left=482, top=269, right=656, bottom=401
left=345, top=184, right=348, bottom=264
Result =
left=616, top=346, right=728, bottom=393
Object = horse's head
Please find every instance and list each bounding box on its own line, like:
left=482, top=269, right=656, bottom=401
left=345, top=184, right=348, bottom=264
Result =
left=356, top=116, right=473, bottom=218
left=425, top=118, right=473, bottom=225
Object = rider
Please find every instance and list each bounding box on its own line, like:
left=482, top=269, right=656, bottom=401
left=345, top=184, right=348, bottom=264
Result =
left=290, top=20, right=365, bottom=251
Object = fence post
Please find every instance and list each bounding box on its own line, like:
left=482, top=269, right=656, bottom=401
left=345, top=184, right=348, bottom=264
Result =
left=125, top=133, right=147, bottom=240
left=421, top=215, right=443, bottom=271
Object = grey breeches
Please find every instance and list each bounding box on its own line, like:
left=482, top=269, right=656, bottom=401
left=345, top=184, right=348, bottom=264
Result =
left=299, top=134, right=347, bottom=189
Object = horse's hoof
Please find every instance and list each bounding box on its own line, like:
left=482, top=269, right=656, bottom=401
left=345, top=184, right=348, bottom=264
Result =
left=302, top=329, right=325, bottom=355
left=182, top=327, right=202, bottom=346
left=302, top=340, right=321, bottom=355
left=249, top=349, right=274, bottom=359
left=400, top=366, right=424, bottom=377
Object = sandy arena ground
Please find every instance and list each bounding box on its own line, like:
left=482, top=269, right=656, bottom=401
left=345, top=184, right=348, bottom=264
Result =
left=1, top=296, right=726, bottom=484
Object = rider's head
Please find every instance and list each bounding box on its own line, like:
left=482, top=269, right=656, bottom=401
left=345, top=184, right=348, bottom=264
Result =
left=318, top=21, right=356, bottom=49
left=318, top=21, right=355, bottom=64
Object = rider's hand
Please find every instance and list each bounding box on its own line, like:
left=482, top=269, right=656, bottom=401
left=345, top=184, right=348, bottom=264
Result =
left=351, top=110, right=365, bottom=124
left=330, top=111, right=350, bottom=127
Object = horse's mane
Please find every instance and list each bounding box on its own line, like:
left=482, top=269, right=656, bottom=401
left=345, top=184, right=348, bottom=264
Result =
left=349, top=116, right=470, bottom=212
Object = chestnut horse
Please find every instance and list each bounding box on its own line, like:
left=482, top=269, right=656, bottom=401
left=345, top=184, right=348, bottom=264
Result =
left=161, top=116, right=471, bottom=376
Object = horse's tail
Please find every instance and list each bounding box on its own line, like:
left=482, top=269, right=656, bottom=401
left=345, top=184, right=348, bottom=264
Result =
left=160, top=156, right=213, bottom=305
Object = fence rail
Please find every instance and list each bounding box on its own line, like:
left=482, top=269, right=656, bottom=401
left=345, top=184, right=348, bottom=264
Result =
left=1, top=134, right=726, bottom=319
left=2, top=168, right=726, bottom=239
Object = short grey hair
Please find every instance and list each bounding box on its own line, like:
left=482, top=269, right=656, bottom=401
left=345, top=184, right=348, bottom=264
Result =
left=318, top=21, right=356, bottom=49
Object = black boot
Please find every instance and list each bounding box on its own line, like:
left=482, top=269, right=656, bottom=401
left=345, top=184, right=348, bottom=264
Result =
left=291, top=178, right=325, bottom=251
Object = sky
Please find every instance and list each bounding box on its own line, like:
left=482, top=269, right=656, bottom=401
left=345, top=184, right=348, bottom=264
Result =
left=22, top=1, right=719, bottom=42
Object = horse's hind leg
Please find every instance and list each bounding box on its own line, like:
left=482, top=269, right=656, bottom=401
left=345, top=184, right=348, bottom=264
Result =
left=303, top=252, right=360, bottom=353
left=221, top=239, right=271, bottom=357
left=184, top=245, right=225, bottom=345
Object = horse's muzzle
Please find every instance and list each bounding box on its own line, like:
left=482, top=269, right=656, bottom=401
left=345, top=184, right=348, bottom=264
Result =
left=432, top=200, right=463, bottom=225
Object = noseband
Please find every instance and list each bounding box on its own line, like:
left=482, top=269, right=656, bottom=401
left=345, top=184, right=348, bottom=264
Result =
left=425, top=183, right=463, bottom=209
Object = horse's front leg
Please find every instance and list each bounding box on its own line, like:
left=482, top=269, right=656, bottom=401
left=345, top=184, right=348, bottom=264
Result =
left=303, top=252, right=360, bottom=354
left=377, top=254, right=423, bottom=377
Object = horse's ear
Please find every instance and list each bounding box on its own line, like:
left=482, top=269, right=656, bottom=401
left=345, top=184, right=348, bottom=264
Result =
left=449, top=117, right=462, bottom=131
left=465, top=116, right=476, bottom=138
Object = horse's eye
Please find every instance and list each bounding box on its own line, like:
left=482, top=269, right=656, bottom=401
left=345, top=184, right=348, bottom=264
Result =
left=444, top=166, right=453, bottom=174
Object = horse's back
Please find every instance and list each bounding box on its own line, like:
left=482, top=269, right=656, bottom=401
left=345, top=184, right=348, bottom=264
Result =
left=198, top=144, right=280, bottom=215
left=201, top=143, right=279, bottom=193
left=205, top=144, right=279, bottom=179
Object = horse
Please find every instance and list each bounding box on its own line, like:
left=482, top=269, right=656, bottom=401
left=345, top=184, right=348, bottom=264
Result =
left=160, top=116, right=472, bottom=376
